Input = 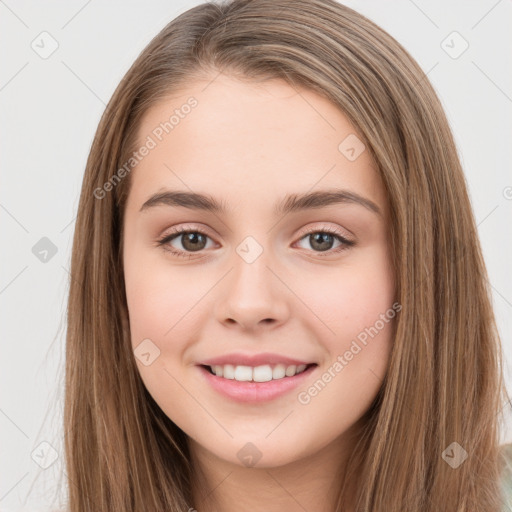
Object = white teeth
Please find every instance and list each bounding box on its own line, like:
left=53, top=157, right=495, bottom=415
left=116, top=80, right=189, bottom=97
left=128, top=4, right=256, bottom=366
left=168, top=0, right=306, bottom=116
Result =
left=223, top=364, right=235, bottom=379
left=253, top=365, right=273, bottom=382
left=272, top=364, right=286, bottom=379
left=234, top=365, right=253, bottom=381
left=209, top=363, right=311, bottom=381
left=285, top=365, right=296, bottom=377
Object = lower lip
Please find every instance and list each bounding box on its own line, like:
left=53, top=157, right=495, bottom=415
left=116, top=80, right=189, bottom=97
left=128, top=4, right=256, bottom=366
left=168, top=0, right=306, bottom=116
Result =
left=197, top=364, right=317, bottom=403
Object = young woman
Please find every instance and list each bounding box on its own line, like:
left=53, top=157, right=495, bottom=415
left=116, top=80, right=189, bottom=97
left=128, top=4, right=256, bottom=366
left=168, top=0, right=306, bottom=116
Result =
left=63, top=0, right=512, bottom=510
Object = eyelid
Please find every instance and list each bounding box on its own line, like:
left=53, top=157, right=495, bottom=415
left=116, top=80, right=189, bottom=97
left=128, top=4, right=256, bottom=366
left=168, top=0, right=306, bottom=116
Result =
left=294, top=222, right=354, bottom=241
left=160, top=222, right=216, bottom=239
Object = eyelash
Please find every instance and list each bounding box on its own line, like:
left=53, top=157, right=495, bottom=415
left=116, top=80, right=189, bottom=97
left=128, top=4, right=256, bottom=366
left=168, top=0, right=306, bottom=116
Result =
left=156, top=225, right=355, bottom=259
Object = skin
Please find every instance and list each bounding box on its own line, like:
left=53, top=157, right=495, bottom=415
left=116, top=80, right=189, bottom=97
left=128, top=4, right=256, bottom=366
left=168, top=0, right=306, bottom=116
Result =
left=122, top=73, right=396, bottom=512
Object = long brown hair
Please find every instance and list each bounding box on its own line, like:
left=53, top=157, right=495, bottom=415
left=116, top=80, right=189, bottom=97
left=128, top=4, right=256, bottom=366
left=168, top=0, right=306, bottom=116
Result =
left=63, top=0, right=511, bottom=510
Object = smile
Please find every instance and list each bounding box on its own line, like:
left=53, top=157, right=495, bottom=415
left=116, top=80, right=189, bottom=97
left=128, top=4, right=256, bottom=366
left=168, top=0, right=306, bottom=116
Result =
left=197, top=363, right=318, bottom=403
left=204, top=363, right=314, bottom=381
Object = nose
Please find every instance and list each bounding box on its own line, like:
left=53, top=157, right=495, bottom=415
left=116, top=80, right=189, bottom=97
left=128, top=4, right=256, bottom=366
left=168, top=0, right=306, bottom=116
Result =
left=214, top=248, right=291, bottom=332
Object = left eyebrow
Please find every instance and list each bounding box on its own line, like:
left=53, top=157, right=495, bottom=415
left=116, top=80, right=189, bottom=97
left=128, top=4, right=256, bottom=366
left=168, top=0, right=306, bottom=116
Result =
left=139, top=188, right=381, bottom=217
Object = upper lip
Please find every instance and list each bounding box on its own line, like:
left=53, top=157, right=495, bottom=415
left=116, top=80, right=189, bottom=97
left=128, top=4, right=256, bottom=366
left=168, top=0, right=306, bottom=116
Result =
left=198, top=352, right=316, bottom=367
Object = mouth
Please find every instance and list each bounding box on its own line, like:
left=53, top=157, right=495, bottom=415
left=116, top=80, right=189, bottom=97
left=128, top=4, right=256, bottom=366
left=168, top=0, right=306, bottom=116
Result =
left=200, top=363, right=317, bottom=382
left=197, top=363, right=318, bottom=403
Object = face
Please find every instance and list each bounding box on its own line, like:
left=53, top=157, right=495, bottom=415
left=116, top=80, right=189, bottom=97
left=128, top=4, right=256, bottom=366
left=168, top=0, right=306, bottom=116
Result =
left=122, top=74, right=396, bottom=469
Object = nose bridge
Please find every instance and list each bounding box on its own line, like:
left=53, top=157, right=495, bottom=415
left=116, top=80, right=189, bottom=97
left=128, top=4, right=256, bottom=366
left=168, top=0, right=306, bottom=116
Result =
left=214, top=233, right=290, bottom=329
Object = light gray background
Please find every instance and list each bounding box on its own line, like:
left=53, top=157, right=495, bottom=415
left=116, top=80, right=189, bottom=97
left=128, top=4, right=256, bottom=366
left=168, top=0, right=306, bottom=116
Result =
left=1, top=1, right=511, bottom=510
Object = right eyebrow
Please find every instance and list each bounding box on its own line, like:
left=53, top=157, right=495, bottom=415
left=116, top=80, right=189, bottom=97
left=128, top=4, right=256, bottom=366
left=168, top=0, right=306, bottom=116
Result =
left=139, top=190, right=228, bottom=214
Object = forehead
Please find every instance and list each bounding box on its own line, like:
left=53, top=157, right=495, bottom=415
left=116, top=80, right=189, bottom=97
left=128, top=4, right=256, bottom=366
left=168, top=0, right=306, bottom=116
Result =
left=127, top=74, right=387, bottom=215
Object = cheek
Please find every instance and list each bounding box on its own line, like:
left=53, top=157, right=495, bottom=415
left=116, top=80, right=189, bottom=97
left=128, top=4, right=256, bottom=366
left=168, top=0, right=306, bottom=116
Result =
left=293, top=246, right=395, bottom=394
left=124, top=250, right=211, bottom=408
left=292, top=262, right=395, bottom=437
left=124, top=262, right=171, bottom=344
left=123, top=256, right=201, bottom=414
left=124, top=245, right=201, bottom=343
left=298, top=248, right=395, bottom=342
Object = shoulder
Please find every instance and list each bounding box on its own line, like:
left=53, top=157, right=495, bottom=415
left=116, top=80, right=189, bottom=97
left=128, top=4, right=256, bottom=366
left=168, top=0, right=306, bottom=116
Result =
left=500, top=443, right=512, bottom=509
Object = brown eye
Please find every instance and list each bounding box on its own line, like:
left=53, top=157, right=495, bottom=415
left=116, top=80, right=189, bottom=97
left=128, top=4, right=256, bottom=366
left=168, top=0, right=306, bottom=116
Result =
left=175, top=232, right=208, bottom=252
left=157, top=228, right=215, bottom=258
left=307, top=232, right=337, bottom=252
left=295, top=228, right=355, bottom=255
